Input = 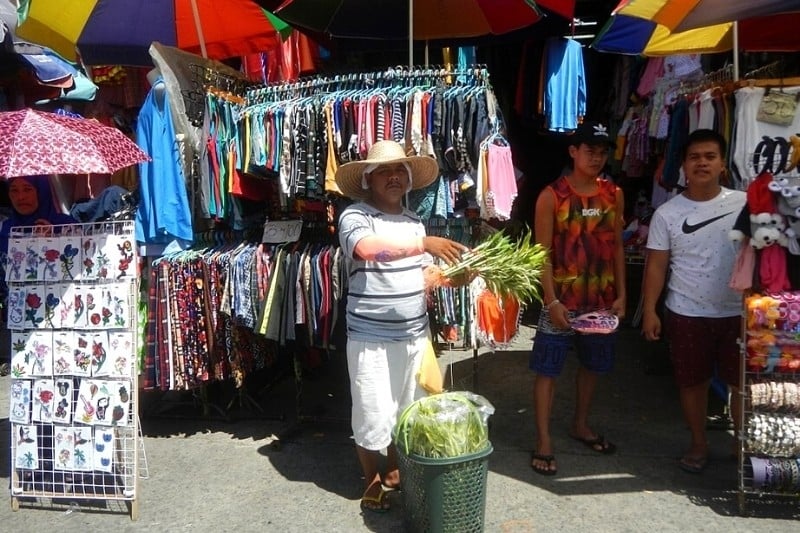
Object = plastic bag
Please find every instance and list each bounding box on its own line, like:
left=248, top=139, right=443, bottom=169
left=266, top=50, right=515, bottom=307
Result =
left=394, top=391, right=495, bottom=458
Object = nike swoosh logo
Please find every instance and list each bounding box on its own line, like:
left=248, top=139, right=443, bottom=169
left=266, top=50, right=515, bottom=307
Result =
left=681, top=212, right=734, bottom=234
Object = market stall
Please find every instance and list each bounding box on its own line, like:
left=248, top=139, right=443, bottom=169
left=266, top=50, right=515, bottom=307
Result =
left=0, top=109, right=149, bottom=519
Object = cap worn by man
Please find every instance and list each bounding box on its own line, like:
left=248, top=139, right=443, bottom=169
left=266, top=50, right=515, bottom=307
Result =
left=570, top=121, right=616, bottom=148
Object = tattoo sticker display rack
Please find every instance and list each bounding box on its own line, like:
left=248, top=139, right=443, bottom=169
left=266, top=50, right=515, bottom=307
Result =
left=6, top=221, right=142, bottom=520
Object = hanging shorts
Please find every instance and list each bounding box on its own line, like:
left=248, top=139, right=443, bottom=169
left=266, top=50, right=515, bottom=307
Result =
left=346, top=335, right=427, bottom=450
left=529, top=308, right=617, bottom=377
left=665, top=310, right=741, bottom=388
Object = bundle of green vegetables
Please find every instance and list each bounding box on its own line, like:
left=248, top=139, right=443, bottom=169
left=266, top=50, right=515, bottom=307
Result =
left=440, top=229, right=547, bottom=305
left=395, top=392, right=494, bottom=458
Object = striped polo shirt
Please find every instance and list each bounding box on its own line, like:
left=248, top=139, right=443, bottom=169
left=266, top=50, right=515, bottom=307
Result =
left=338, top=202, right=429, bottom=341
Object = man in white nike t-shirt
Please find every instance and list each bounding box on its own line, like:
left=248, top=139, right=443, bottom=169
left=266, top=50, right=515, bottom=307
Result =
left=641, top=129, right=746, bottom=474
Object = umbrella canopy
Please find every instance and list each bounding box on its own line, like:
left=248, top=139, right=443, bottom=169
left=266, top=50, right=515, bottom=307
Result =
left=593, top=12, right=800, bottom=56
left=610, top=0, right=800, bottom=32
left=0, top=109, right=150, bottom=178
left=1, top=1, right=98, bottom=103
left=275, top=0, right=545, bottom=40
left=15, top=0, right=290, bottom=66
left=592, top=0, right=800, bottom=56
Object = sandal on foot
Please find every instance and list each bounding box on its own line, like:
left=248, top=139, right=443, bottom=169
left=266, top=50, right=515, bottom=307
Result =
left=360, top=488, right=390, bottom=513
left=530, top=453, right=557, bottom=476
left=679, top=455, right=708, bottom=474
left=570, top=433, right=617, bottom=455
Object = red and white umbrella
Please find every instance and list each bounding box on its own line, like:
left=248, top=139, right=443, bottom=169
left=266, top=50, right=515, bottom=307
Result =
left=0, top=109, right=150, bottom=178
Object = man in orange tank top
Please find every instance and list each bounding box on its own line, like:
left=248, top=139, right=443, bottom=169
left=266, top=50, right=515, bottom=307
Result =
left=529, top=121, right=626, bottom=476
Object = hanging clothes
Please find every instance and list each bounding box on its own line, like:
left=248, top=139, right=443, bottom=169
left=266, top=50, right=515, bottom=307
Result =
left=142, top=234, right=344, bottom=392
left=135, top=79, right=193, bottom=245
left=541, top=37, right=586, bottom=132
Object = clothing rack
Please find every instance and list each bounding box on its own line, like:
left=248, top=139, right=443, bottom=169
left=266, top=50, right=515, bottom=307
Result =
left=737, top=76, right=800, bottom=88
left=245, top=65, right=492, bottom=103
left=183, top=62, right=254, bottom=126
left=678, top=64, right=735, bottom=96
left=197, top=64, right=505, bottom=225
left=742, top=60, right=784, bottom=82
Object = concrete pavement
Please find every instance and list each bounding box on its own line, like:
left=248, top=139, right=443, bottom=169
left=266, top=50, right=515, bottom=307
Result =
left=1, top=322, right=799, bottom=532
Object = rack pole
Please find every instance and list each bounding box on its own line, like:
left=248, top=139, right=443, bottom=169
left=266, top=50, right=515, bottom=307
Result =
left=408, top=0, right=413, bottom=68
left=732, top=21, right=740, bottom=82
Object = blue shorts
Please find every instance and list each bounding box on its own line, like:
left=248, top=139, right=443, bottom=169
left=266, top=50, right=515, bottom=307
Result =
left=529, top=309, right=617, bottom=377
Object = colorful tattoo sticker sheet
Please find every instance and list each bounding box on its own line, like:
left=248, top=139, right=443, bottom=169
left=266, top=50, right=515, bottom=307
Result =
left=103, top=331, right=134, bottom=378
left=58, top=235, right=82, bottom=281
left=31, top=379, right=55, bottom=423
left=40, top=237, right=61, bottom=282
left=52, top=378, right=73, bottom=424
left=71, top=332, right=93, bottom=377
left=93, top=428, right=115, bottom=473
left=52, top=331, right=74, bottom=375
left=9, top=379, right=32, bottom=424
left=5, top=237, right=27, bottom=283
left=53, top=426, right=74, bottom=470
left=14, top=424, right=39, bottom=470
left=71, top=427, right=94, bottom=471
left=23, top=285, right=46, bottom=329
left=6, top=286, right=26, bottom=330
left=75, top=379, right=131, bottom=427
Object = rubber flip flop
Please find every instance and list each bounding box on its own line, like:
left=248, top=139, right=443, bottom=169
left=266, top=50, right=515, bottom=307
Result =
left=679, top=456, right=709, bottom=474
left=360, top=488, right=390, bottom=513
left=570, top=433, right=617, bottom=455
left=530, top=453, right=557, bottom=476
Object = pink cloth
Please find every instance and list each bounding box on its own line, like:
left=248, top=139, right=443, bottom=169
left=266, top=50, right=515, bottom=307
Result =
left=729, top=243, right=755, bottom=292
left=759, top=245, right=791, bottom=292
left=636, top=57, right=664, bottom=97
left=485, top=143, right=518, bottom=220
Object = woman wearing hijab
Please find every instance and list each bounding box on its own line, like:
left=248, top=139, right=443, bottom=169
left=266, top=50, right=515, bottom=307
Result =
left=0, top=175, right=75, bottom=331
left=1, top=174, right=76, bottom=258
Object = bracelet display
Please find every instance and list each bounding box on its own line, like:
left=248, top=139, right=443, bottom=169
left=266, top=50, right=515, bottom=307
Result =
left=750, top=456, right=800, bottom=492
left=749, top=381, right=800, bottom=413
left=746, top=413, right=800, bottom=456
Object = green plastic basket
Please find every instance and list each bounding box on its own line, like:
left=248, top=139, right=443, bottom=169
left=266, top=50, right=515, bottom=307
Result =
left=397, top=445, right=492, bottom=533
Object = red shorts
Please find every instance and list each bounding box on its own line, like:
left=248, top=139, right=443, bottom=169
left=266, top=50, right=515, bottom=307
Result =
left=665, top=310, right=741, bottom=389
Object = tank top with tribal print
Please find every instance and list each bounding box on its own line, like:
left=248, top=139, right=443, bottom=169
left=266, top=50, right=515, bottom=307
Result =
left=547, top=176, right=619, bottom=313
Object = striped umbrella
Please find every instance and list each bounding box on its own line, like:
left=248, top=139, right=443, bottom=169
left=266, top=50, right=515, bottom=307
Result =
left=15, top=0, right=290, bottom=66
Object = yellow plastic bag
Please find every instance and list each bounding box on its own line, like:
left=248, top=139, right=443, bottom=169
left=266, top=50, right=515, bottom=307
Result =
left=417, top=338, right=443, bottom=394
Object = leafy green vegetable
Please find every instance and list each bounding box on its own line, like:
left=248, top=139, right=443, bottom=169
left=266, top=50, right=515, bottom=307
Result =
left=441, top=229, right=547, bottom=305
left=395, top=392, right=493, bottom=458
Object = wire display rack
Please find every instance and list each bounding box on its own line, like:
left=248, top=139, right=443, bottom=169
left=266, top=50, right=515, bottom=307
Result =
left=6, top=221, right=142, bottom=520
left=738, top=291, right=800, bottom=515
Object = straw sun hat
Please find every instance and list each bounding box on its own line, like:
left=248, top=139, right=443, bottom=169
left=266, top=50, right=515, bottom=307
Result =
left=334, top=140, right=439, bottom=200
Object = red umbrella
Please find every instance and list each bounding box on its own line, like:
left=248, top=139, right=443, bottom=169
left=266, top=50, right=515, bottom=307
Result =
left=275, top=0, right=546, bottom=40
left=0, top=109, right=150, bottom=178
left=274, top=0, right=574, bottom=65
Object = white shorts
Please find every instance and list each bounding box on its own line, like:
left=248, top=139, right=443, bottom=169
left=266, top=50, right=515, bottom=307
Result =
left=346, top=336, right=427, bottom=450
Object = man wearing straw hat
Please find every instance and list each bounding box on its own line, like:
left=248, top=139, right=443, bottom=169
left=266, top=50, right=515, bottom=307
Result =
left=336, top=140, right=468, bottom=513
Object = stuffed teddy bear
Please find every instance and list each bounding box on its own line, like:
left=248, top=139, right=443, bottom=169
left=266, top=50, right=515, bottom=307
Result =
left=750, top=213, right=788, bottom=249
left=730, top=171, right=792, bottom=292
